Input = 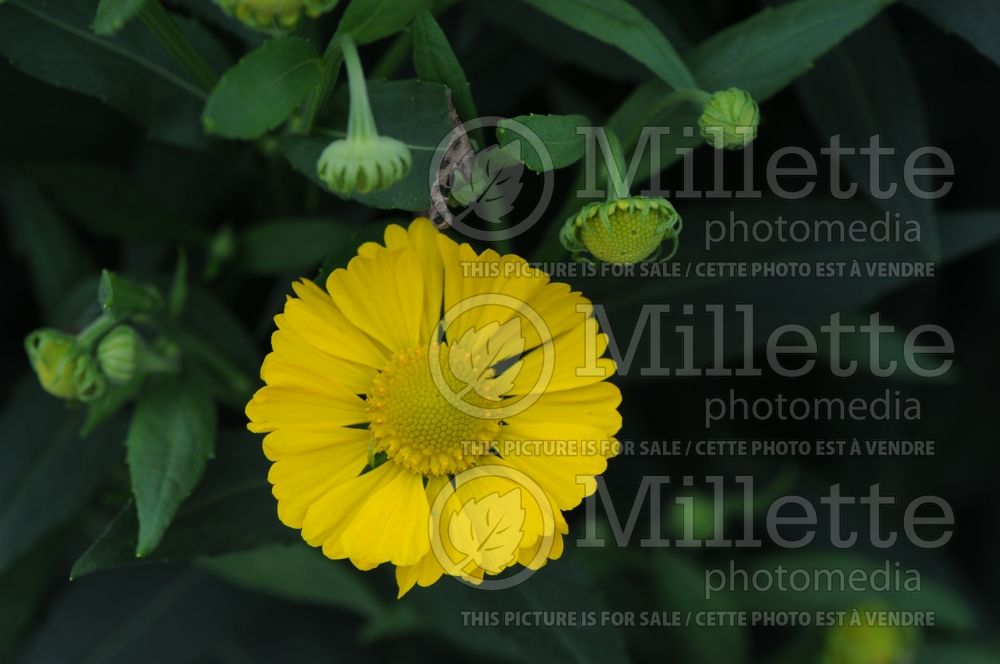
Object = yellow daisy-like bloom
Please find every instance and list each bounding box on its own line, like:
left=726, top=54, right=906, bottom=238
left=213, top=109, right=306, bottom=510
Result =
left=246, top=218, right=621, bottom=597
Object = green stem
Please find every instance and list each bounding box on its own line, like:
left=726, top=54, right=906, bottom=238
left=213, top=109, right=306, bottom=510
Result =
left=340, top=36, right=378, bottom=141
left=299, top=36, right=345, bottom=134
left=76, top=315, right=116, bottom=348
left=139, top=0, right=218, bottom=94
left=602, top=128, right=630, bottom=203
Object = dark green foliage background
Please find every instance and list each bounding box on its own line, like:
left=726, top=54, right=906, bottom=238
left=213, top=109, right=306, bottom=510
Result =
left=1, top=0, right=999, bottom=662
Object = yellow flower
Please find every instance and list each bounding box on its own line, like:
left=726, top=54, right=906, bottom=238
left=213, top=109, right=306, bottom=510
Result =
left=246, top=218, right=621, bottom=596
left=216, top=0, right=338, bottom=30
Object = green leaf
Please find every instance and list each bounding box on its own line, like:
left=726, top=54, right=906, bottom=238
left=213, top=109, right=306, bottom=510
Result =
left=612, top=0, right=898, bottom=186
left=411, top=9, right=478, bottom=125
left=519, top=0, right=696, bottom=90
left=200, top=544, right=383, bottom=618
left=25, top=160, right=208, bottom=245
left=337, top=0, right=425, bottom=45
left=72, top=431, right=294, bottom=578
left=1, top=173, right=91, bottom=323
left=0, top=379, right=125, bottom=573
left=498, top=113, right=590, bottom=172
left=363, top=552, right=629, bottom=663
left=203, top=37, right=322, bottom=140
left=0, top=0, right=227, bottom=148
left=91, top=0, right=145, bottom=35
left=796, top=15, right=940, bottom=260
left=99, top=270, right=165, bottom=322
left=240, top=218, right=357, bottom=275
left=688, top=0, right=897, bottom=100
left=127, top=377, right=216, bottom=556
left=281, top=79, right=455, bottom=211
left=907, top=0, right=1000, bottom=67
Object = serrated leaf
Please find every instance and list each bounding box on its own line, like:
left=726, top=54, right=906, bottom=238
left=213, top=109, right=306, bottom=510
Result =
left=411, top=9, right=478, bottom=125
left=72, top=431, right=292, bottom=578
left=337, top=0, right=425, bottom=45
left=91, top=0, right=145, bottom=35
left=127, top=377, right=216, bottom=556
left=519, top=0, right=696, bottom=90
left=203, top=37, right=322, bottom=139
left=498, top=113, right=590, bottom=172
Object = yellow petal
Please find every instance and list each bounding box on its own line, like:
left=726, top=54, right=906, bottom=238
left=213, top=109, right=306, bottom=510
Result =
left=326, top=249, right=425, bottom=353
left=340, top=464, right=430, bottom=567
left=283, top=279, right=389, bottom=369
left=246, top=385, right=367, bottom=433
left=269, top=433, right=370, bottom=528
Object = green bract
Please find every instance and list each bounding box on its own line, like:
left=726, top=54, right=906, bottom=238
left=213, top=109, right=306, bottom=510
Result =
left=560, top=196, right=682, bottom=265
left=698, top=87, right=760, bottom=149
left=315, top=35, right=412, bottom=195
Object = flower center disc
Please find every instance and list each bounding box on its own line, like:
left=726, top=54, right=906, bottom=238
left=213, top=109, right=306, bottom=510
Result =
left=367, top=345, right=500, bottom=476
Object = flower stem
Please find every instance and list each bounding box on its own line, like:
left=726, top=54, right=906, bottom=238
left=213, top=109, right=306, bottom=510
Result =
left=76, top=315, right=116, bottom=348
left=138, top=0, right=218, bottom=94
left=340, top=36, right=378, bottom=141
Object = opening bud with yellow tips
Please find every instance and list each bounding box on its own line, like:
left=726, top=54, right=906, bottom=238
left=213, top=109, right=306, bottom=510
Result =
left=316, top=36, right=412, bottom=195
left=25, top=330, right=107, bottom=403
left=215, top=0, right=339, bottom=30
left=561, top=128, right=682, bottom=264
left=698, top=87, right=760, bottom=150
left=561, top=197, right=682, bottom=265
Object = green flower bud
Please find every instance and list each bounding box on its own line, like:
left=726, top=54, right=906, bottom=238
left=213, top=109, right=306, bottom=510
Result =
left=317, top=134, right=412, bottom=195
left=316, top=35, right=412, bottom=196
left=820, top=608, right=918, bottom=664
left=215, top=0, right=338, bottom=30
left=561, top=196, right=682, bottom=264
left=25, top=330, right=106, bottom=402
left=97, top=326, right=144, bottom=385
left=698, top=88, right=760, bottom=150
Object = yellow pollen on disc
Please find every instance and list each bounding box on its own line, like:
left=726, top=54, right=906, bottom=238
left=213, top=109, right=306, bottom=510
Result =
left=367, top=345, right=500, bottom=476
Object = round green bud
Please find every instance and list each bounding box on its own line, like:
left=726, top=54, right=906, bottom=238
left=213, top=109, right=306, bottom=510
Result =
left=561, top=197, right=682, bottom=264
left=25, top=330, right=106, bottom=402
left=698, top=88, right=760, bottom=150
left=215, top=0, right=338, bottom=30
left=317, top=135, right=412, bottom=195
left=97, top=326, right=144, bottom=385
left=820, top=610, right=918, bottom=664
